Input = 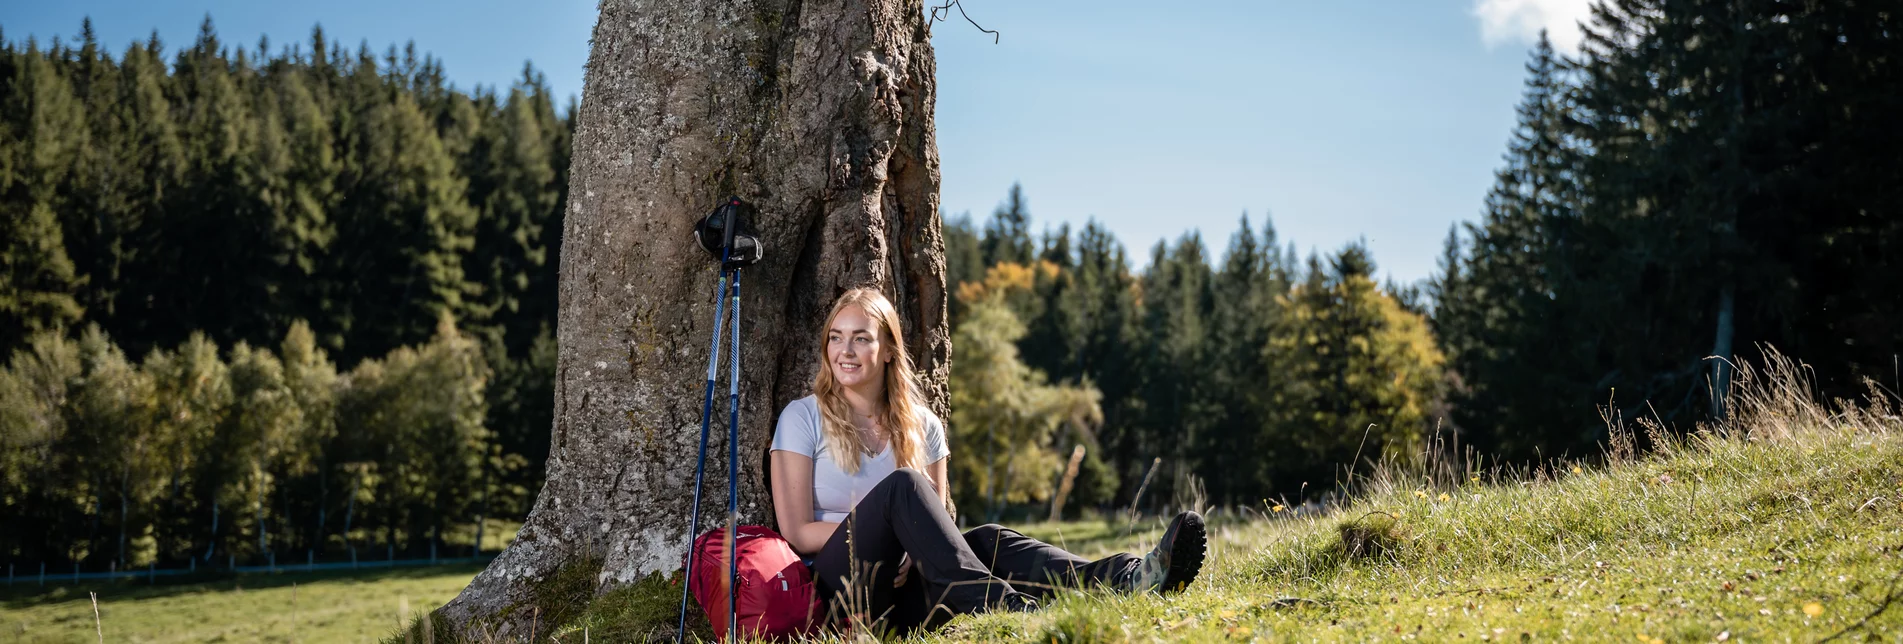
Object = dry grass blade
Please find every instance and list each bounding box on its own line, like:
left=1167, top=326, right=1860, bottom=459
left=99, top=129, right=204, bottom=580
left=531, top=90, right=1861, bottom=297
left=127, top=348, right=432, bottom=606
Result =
left=90, top=591, right=103, bottom=644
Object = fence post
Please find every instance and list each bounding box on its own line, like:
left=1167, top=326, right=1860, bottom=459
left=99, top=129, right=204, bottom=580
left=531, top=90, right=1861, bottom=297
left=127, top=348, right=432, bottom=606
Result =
left=268, top=551, right=276, bottom=573
left=8, top=563, right=12, bottom=586
left=73, top=563, right=79, bottom=583
left=430, top=541, right=437, bottom=564
left=148, top=561, right=155, bottom=584
left=40, top=562, right=46, bottom=586
left=386, top=544, right=393, bottom=565
left=307, top=550, right=314, bottom=570
left=228, top=553, right=234, bottom=571
left=350, top=547, right=358, bottom=570
left=189, top=558, right=195, bottom=573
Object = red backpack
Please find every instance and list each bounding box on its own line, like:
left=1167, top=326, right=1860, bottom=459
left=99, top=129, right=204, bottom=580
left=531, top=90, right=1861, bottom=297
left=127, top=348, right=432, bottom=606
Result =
left=687, top=525, right=822, bottom=640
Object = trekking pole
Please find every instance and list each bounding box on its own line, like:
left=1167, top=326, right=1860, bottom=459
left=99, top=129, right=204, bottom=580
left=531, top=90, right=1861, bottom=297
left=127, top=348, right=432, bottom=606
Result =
left=680, top=196, right=763, bottom=643
left=677, top=265, right=729, bottom=643
left=724, top=266, right=743, bottom=641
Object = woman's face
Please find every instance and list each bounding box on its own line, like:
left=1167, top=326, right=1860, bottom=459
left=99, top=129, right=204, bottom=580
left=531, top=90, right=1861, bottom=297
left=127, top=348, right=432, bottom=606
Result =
left=826, top=304, right=888, bottom=393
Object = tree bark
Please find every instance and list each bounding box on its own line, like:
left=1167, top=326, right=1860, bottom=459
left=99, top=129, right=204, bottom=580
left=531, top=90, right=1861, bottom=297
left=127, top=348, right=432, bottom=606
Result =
left=442, top=0, right=944, bottom=636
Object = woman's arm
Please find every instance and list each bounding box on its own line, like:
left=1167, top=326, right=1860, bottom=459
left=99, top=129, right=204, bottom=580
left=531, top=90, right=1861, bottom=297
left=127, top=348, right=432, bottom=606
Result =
left=925, top=456, right=951, bottom=512
left=770, top=450, right=840, bottom=555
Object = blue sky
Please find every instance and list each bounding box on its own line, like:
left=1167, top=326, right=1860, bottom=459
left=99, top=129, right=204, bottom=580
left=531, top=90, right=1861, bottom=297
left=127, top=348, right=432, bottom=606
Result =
left=2, top=0, right=1589, bottom=284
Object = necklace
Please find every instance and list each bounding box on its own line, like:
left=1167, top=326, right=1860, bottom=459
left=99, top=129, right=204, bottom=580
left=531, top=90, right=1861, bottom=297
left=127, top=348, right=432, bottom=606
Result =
left=850, top=410, right=887, bottom=453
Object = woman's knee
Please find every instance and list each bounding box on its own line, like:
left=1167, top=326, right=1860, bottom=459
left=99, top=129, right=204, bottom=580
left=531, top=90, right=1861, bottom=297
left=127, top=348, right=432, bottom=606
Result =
left=965, top=523, right=1005, bottom=539
left=875, top=467, right=934, bottom=497
left=963, top=523, right=1006, bottom=549
left=886, top=467, right=932, bottom=487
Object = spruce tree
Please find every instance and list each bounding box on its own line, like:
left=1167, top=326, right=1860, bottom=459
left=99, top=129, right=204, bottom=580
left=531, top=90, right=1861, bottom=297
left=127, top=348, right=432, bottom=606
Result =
left=1434, top=32, right=1580, bottom=460
left=980, top=183, right=1035, bottom=266
left=0, top=37, right=87, bottom=354
left=330, top=61, right=477, bottom=363
left=1266, top=245, right=1443, bottom=492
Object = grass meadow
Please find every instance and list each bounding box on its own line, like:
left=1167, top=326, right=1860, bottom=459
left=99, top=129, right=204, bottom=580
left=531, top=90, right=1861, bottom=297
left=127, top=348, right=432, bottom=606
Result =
left=2, top=563, right=482, bottom=643
left=1, top=517, right=518, bottom=643
left=10, top=355, right=1902, bottom=642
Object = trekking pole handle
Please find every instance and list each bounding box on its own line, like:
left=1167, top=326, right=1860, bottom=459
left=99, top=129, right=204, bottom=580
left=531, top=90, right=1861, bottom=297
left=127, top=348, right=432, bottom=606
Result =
left=719, top=197, right=741, bottom=257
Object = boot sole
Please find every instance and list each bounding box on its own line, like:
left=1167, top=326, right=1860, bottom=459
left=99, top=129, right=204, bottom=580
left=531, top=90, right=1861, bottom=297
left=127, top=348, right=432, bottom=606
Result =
left=1161, top=512, right=1206, bottom=593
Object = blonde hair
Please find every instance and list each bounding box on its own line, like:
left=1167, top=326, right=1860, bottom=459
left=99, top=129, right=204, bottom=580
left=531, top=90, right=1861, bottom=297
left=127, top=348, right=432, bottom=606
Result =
left=812, top=288, right=925, bottom=475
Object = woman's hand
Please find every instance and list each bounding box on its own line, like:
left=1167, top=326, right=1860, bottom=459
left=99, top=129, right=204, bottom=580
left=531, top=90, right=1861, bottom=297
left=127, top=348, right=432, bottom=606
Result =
left=893, top=554, right=911, bottom=587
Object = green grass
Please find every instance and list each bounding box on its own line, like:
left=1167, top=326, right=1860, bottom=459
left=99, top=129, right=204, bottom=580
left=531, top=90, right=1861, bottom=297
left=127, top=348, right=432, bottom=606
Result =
left=14, top=360, right=1903, bottom=642
left=927, top=427, right=1902, bottom=642
left=1, top=518, right=521, bottom=643
left=524, top=410, right=1900, bottom=643
left=1, top=563, right=486, bottom=643
left=904, top=359, right=1903, bottom=643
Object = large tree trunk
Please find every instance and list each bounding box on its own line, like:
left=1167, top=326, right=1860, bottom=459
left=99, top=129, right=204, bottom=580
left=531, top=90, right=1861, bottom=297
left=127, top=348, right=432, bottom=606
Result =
left=441, top=0, right=944, bottom=637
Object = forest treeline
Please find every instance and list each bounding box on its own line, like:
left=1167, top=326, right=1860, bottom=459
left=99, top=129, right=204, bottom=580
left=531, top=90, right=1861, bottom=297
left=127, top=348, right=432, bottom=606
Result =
left=1434, top=1, right=1902, bottom=462
left=0, top=18, right=569, bottom=568
left=4, top=0, right=1900, bottom=567
left=940, top=0, right=1902, bottom=516
left=943, top=190, right=1444, bottom=517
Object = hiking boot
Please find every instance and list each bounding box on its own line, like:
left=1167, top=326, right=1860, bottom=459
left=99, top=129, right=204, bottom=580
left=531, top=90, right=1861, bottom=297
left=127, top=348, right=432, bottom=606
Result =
left=1120, top=511, right=1206, bottom=594
left=989, top=591, right=1040, bottom=613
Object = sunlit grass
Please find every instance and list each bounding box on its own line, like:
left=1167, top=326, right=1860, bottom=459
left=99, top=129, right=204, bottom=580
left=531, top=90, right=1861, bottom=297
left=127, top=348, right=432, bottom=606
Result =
left=910, top=424, right=1900, bottom=642
left=510, top=352, right=1903, bottom=642
left=14, top=357, right=1901, bottom=643
left=3, top=523, right=519, bottom=643
left=2, top=563, right=486, bottom=643
left=903, top=354, right=1903, bottom=642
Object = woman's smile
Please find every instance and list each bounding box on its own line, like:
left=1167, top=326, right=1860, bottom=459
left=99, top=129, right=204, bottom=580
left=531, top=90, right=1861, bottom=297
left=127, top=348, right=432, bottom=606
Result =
left=827, top=304, right=884, bottom=390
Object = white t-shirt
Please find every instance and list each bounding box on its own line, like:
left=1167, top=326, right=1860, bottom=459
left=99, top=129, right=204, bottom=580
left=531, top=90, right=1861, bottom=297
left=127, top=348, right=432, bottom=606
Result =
left=770, top=395, right=950, bottom=523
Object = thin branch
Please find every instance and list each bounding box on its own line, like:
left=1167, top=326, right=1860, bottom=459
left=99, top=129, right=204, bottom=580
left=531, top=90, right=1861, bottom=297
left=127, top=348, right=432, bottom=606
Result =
left=930, top=0, right=999, bottom=43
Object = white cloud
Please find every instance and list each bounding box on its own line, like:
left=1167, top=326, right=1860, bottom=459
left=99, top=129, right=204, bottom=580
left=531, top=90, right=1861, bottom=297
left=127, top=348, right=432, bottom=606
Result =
left=1472, top=0, right=1595, bottom=53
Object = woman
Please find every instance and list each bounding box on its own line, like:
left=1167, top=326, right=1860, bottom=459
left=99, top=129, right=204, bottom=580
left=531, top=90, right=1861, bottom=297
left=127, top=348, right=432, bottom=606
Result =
left=770, top=288, right=1206, bottom=635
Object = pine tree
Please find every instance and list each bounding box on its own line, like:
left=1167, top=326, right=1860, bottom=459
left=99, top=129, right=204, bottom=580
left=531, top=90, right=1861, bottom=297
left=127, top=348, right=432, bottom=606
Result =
left=980, top=183, right=1035, bottom=266
left=1019, top=223, right=1082, bottom=381
left=0, top=37, right=87, bottom=354
left=1266, top=245, right=1443, bottom=492
left=330, top=56, right=477, bottom=363
left=942, top=212, right=984, bottom=322
left=463, top=68, right=559, bottom=353
left=1069, top=219, right=1146, bottom=502
left=1433, top=32, right=1580, bottom=460
left=84, top=35, right=185, bottom=354
left=1202, top=214, right=1280, bottom=504
left=1134, top=233, right=1216, bottom=505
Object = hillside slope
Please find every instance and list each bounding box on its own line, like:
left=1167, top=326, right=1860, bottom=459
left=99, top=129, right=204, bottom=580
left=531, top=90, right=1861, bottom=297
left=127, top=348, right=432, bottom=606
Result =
left=924, top=367, right=1902, bottom=642
left=462, top=359, right=1903, bottom=642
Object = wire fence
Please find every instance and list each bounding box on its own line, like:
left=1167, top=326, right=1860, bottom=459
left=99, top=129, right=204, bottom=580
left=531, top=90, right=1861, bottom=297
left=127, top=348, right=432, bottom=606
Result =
left=5, top=546, right=499, bottom=588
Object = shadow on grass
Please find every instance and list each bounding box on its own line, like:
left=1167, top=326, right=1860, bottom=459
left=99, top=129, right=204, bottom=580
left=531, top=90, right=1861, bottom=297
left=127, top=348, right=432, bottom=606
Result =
left=1015, top=518, right=1166, bottom=558
left=0, top=561, right=489, bottom=609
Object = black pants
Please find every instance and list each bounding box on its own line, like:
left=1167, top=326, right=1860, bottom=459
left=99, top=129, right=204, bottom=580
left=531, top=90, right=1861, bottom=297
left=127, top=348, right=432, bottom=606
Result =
left=810, top=468, right=1140, bottom=634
